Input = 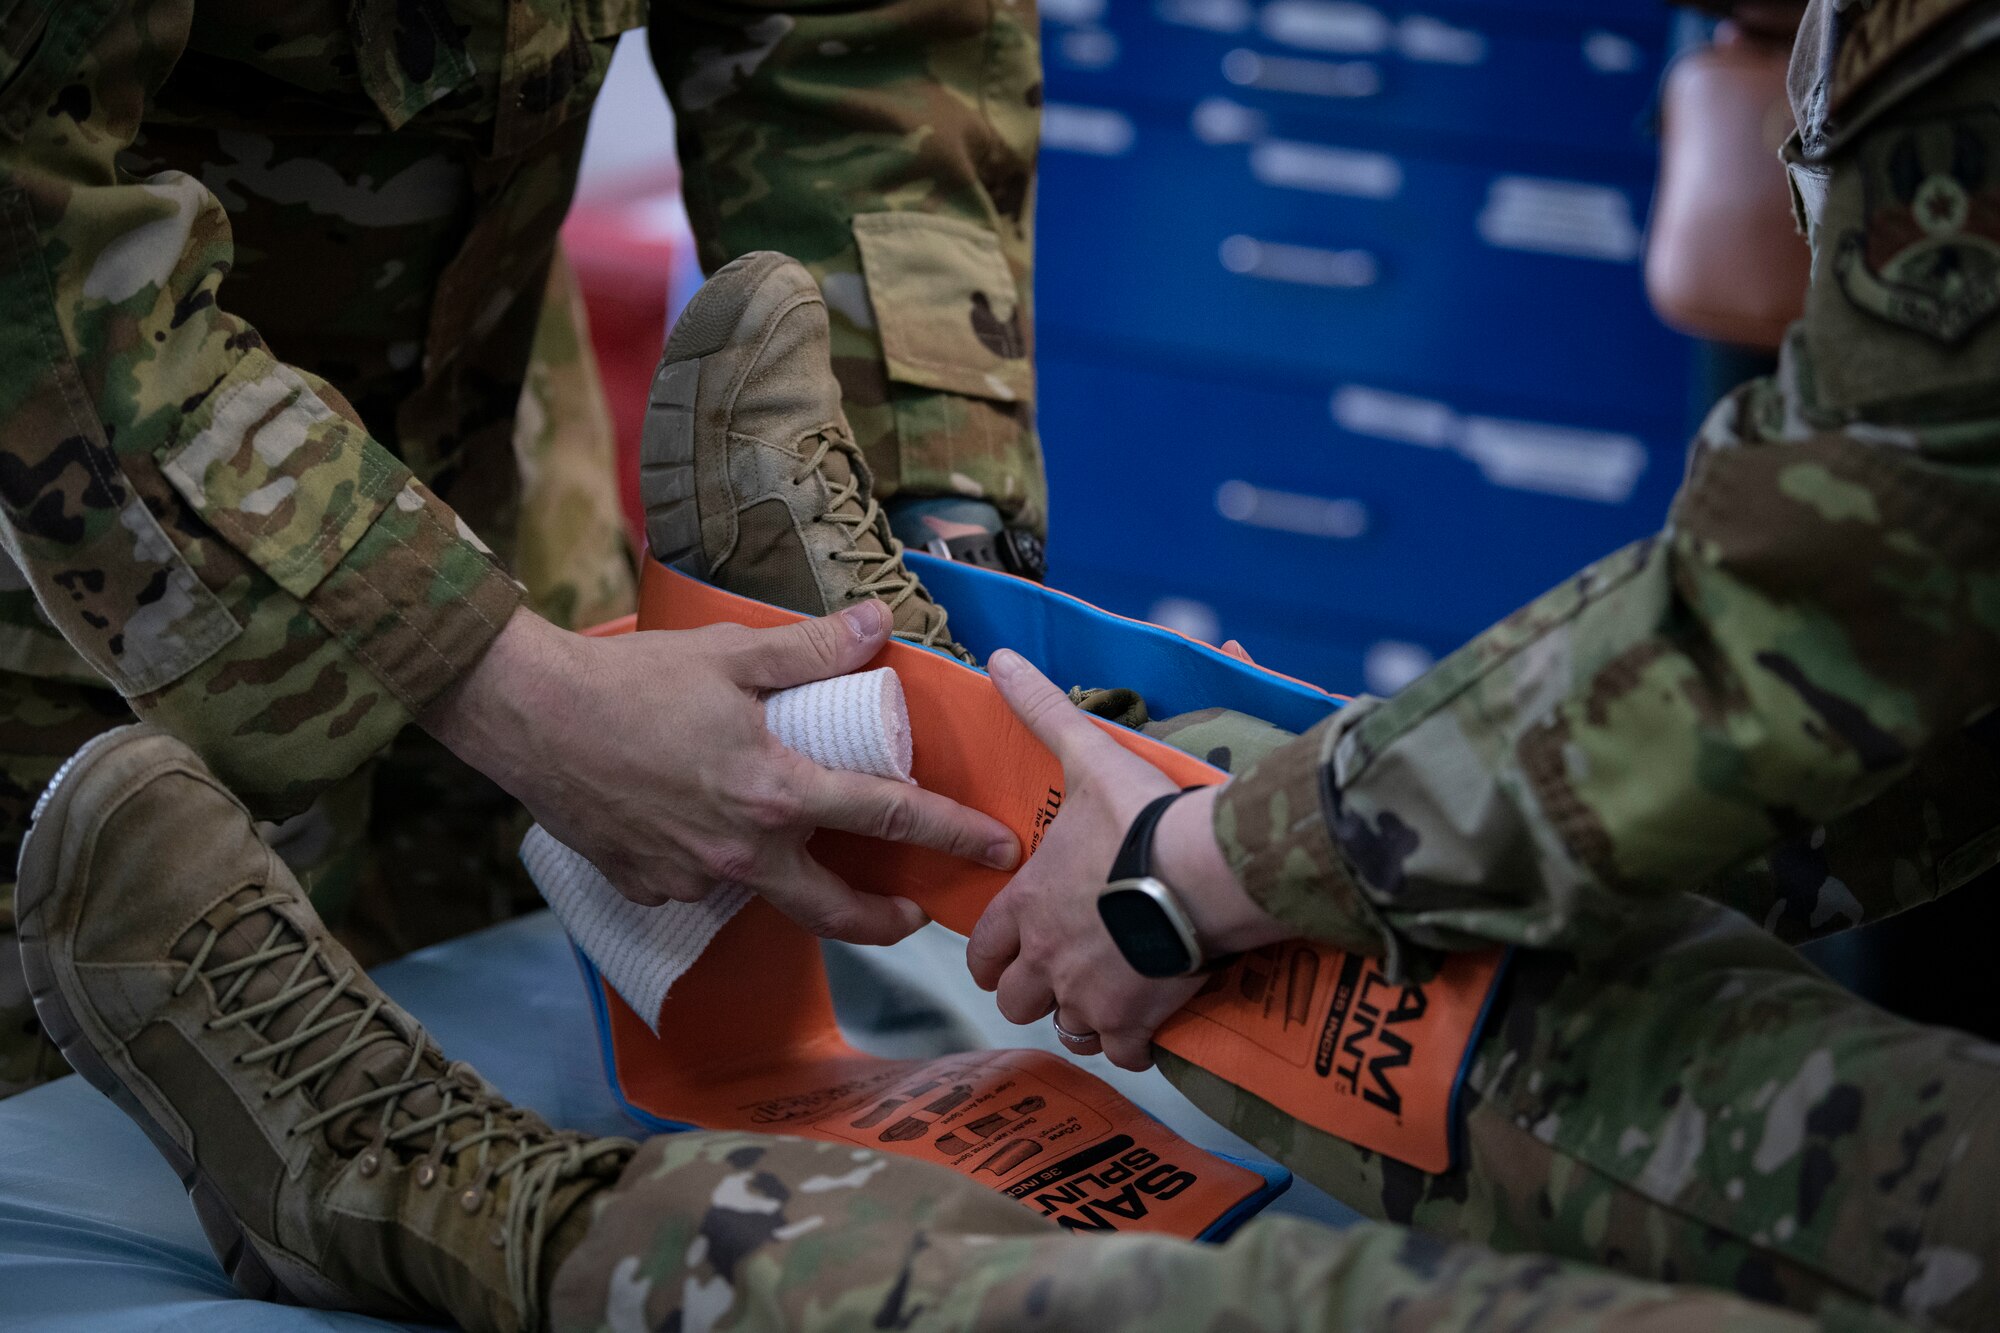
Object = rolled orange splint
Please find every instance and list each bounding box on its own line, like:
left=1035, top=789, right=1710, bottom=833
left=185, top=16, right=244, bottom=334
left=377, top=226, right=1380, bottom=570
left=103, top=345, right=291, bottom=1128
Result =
left=572, top=558, right=1507, bottom=1240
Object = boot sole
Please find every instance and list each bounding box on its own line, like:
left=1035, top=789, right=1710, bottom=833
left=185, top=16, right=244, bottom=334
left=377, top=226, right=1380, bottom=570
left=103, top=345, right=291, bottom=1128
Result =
left=14, top=728, right=300, bottom=1308
left=638, top=352, right=706, bottom=576
left=638, top=250, right=809, bottom=578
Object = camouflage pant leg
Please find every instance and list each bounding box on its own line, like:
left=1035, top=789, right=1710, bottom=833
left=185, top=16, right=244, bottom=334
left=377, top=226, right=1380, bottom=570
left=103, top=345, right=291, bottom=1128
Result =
left=1142, top=707, right=1300, bottom=777
left=547, top=1130, right=1880, bottom=1333
left=1163, top=893, right=2000, bottom=1331
left=0, top=669, right=130, bottom=1097
left=512, top=249, right=638, bottom=635
left=649, top=0, right=1047, bottom=534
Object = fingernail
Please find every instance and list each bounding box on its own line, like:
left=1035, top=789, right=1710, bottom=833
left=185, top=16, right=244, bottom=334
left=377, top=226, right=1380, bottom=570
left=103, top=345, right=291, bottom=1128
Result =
left=843, top=600, right=887, bottom=642
left=984, top=837, right=1019, bottom=870
left=988, top=648, right=1019, bottom=680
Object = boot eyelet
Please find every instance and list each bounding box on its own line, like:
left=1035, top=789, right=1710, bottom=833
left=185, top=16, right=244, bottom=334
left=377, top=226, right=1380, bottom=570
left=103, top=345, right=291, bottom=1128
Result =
left=416, top=1162, right=439, bottom=1188
left=459, top=1186, right=485, bottom=1213
left=490, top=1227, right=507, bottom=1249
left=357, top=1151, right=381, bottom=1179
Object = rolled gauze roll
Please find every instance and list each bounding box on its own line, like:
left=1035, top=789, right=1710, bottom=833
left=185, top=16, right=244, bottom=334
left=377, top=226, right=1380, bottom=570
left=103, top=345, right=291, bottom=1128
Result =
left=764, top=668, right=913, bottom=783
left=524, top=667, right=914, bottom=1031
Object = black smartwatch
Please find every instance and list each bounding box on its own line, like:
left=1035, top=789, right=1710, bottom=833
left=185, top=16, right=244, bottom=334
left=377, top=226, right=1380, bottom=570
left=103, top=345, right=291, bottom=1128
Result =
left=1096, top=788, right=1223, bottom=979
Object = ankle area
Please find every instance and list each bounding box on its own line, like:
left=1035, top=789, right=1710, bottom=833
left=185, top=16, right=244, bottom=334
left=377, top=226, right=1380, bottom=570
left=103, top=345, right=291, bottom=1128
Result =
left=532, top=1159, right=628, bottom=1331
left=884, top=496, right=1004, bottom=549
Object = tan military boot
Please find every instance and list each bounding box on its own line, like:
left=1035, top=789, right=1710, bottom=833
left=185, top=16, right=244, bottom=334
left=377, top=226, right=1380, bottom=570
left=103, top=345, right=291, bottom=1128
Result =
left=641, top=250, right=970, bottom=660
left=14, top=725, right=634, bottom=1332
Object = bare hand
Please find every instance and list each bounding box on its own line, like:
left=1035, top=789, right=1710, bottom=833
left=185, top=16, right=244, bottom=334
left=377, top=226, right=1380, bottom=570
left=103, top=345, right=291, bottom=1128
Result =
left=426, top=601, right=1019, bottom=945
left=965, top=649, right=1284, bottom=1070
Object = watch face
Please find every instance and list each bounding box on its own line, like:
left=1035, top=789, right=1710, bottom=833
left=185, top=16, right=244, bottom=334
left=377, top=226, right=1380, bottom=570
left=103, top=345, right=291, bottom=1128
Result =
left=1098, top=886, right=1197, bottom=979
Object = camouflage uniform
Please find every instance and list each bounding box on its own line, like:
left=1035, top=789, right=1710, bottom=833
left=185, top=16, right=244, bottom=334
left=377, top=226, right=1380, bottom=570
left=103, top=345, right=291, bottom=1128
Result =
left=0, top=0, right=1044, bottom=1093
left=530, top=724, right=1929, bottom=1333
left=543, top=7, right=2000, bottom=1329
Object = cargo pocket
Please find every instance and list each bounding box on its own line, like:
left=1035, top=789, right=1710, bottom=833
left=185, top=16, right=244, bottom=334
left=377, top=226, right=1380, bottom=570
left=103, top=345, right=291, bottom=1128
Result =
left=573, top=0, right=644, bottom=41
left=493, top=0, right=612, bottom=157
left=348, top=0, right=477, bottom=131
left=157, top=351, right=413, bottom=601
left=852, top=212, right=1034, bottom=406
left=0, top=0, right=115, bottom=142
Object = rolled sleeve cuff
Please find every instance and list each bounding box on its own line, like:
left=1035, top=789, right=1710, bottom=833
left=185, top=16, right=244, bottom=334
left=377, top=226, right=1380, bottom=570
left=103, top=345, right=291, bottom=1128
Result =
left=310, top=478, right=523, bottom=714
left=1213, top=711, right=1395, bottom=960
left=134, top=476, right=520, bottom=818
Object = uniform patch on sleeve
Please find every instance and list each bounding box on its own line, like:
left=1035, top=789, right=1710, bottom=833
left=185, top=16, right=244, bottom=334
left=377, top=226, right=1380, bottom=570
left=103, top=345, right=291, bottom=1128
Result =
left=158, top=353, right=412, bottom=600
left=1833, top=109, right=2000, bottom=343
left=1830, top=0, right=1980, bottom=115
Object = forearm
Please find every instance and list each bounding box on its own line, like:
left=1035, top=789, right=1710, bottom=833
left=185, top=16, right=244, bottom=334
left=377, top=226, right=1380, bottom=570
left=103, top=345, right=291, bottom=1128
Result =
left=0, top=12, right=517, bottom=815
left=650, top=0, right=1046, bottom=527
left=418, top=606, right=579, bottom=805
left=1154, top=785, right=1292, bottom=956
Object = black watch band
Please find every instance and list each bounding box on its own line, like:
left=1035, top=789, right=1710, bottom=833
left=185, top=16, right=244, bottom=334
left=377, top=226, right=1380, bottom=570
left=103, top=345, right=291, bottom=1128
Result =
left=1108, top=788, right=1194, bottom=883
left=1097, top=788, right=1239, bottom=979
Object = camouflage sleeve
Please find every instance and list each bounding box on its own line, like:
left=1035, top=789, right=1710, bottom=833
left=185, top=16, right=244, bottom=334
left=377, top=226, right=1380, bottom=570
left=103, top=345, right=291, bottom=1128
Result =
left=1216, top=24, right=2000, bottom=963
left=649, top=0, right=1048, bottom=532
left=0, top=6, right=521, bottom=817
left=1697, top=720, right=2000, bottom=944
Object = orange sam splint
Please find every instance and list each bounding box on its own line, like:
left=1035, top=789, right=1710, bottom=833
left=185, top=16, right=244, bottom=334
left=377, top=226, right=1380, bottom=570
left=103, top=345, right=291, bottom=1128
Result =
left=575, top=556, right=1508, bottom=1240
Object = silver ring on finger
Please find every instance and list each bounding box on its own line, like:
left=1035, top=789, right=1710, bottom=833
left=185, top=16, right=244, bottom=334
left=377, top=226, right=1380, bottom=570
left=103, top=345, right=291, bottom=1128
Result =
left=1052, top=1016, right=1097, bottom=1047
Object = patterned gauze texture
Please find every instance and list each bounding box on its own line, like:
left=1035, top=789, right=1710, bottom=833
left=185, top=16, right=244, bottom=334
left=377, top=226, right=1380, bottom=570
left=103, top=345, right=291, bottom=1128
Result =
left=525, top=668, right=913, bottom=1030
left=762, top=667, right=913, bottom=784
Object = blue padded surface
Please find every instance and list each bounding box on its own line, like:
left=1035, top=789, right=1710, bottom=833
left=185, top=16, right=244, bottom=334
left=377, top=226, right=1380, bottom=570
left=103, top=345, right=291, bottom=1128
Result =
left=908, top=552, right=1343, bottom=735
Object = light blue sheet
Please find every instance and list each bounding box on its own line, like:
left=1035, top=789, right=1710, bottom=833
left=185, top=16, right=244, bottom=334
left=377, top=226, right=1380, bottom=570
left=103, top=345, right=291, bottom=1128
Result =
left=1, top=912, right=1354, bottom=1331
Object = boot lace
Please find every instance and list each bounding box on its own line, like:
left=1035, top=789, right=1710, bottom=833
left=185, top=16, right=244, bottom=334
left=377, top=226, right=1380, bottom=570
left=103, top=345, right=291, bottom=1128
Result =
left=792, top=431, right=972, bottom=662
left=174, top=893, right=632, bottom=1328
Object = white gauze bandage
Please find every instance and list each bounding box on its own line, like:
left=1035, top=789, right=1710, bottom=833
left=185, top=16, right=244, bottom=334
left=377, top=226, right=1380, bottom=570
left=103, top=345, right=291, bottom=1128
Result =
left=524, top=667, right=914, bottom=1031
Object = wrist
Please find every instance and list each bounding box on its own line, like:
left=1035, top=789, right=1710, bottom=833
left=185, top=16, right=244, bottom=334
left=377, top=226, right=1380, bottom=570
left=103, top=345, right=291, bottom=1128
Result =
left=419, top=606, right=578, bottom=798
left=1152, top=786, right=1289, bottom=955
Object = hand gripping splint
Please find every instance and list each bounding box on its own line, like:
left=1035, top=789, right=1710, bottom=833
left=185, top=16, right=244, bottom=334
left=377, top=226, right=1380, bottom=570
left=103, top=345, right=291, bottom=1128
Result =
left=536, top=554, right=1508, bottom=1240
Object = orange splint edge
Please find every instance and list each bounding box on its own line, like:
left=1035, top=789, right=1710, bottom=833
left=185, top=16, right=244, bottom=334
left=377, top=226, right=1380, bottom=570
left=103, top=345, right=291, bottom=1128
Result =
left=571, top=557, right=1508, bottom=1239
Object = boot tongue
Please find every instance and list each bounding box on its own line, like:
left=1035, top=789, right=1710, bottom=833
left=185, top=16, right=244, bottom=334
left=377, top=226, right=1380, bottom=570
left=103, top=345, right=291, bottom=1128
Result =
left=176, top=889, right=473, bottom=1154
left=314, top=1040, right=460, bottom=1155
left=814, top=443, right=869, bottom=536
left=813, top=437, right=958, bottom=647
